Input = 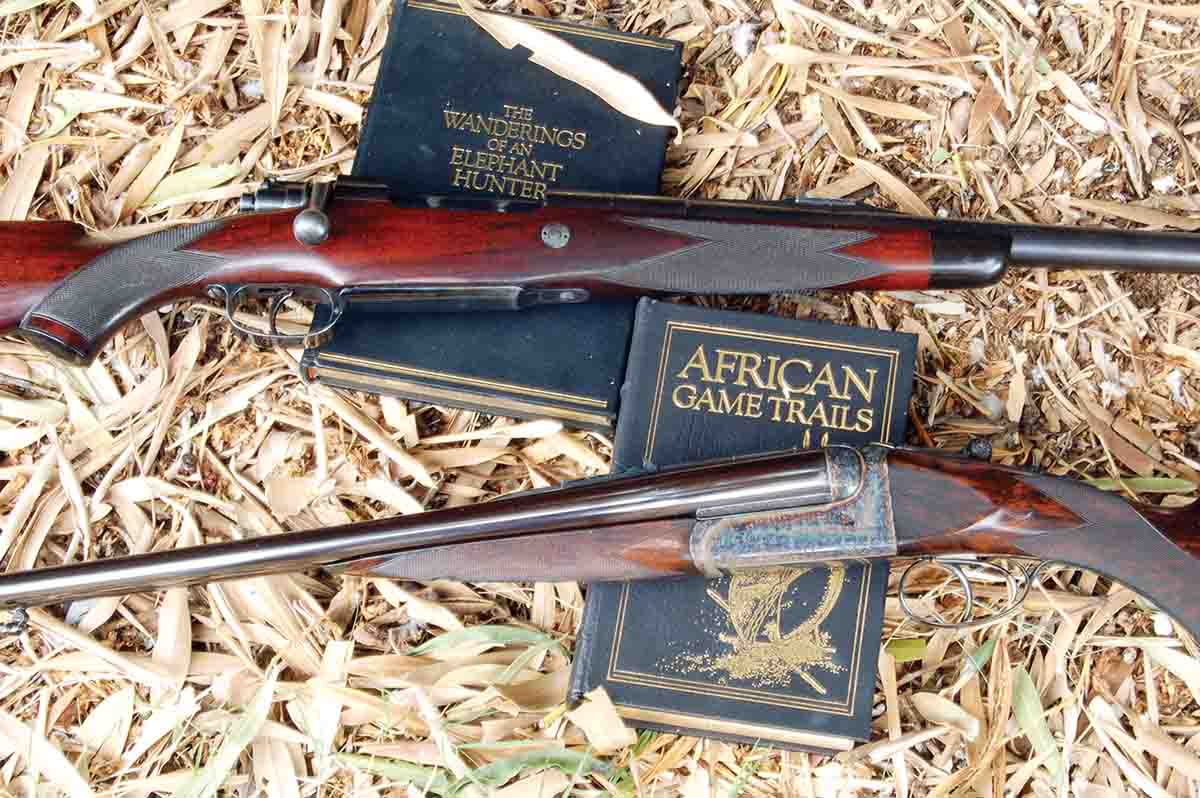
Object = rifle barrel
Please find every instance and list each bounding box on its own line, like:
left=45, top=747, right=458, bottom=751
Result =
left=1009, top=225, right=1200, bottom=273
left=0, top=452, right=832, bottom=609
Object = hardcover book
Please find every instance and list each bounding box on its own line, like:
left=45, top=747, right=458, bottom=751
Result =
left=569, top=299, right=917, bottom=752
left=302, top=0, right=682, bottom=428
left=353, top=0, right=682, bottom=197
left=301, top=301, right=635, bottom=429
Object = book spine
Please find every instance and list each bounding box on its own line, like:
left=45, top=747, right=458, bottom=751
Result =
left=612, top=299, right=658, bottom=471
left=567, top=589, right=603, bottom=705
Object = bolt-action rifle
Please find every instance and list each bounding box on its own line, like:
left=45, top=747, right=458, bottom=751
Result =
left=4, top=179, right=1200, bottom=365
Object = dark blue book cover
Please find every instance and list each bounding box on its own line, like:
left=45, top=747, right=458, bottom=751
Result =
left=569, top=299, right=916, bottom=752
left=303, top=0, right=682, bottom=428
left=354, top=0, right=681, bottom=198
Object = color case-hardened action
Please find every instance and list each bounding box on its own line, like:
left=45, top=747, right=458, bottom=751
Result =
left=0, top=445, right=1197, bottom=642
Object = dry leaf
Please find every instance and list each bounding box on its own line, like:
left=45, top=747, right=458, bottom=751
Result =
left=117, top=118, right=187, bottom=218
left=852, top=158, right=933, bottom=216
left=910, top=693, right=981, bottom=741
left=813, top=82, right=934, bottom=122
left=454, top=0, right=680, bottom=139
left=0, top=708, right=95, bottom=798
left=77, top=687, right=135, bottom=762
left=566, top=687, right=637, bottom=754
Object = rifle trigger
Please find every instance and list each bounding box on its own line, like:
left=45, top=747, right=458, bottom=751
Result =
left=267, top=289, right=295, bottom=337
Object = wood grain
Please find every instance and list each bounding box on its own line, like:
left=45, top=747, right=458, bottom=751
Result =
left=1, top=197, right=950, bottom=361
left=837, top=230, right=933, bottom=290
left=341, top=518, right=698, bottom=582
left=0, top=221, right=104, bottom=333
left=888, top=449, right=1088, bottom=556
left=888, top=448, right=1200, bottom=640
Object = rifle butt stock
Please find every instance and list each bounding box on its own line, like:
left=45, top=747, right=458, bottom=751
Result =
left=0, top=221, right=104, bottom=340
left=888, top=449, right=1200, bottom=639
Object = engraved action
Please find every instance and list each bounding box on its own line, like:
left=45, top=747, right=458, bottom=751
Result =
left=0, top=445, right=1196, bottom=643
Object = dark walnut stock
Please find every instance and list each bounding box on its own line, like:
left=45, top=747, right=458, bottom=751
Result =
left=5, top=196, right=957, bottom=364
left=0, top=221, right=105, bottom=336
left=888, top=449, right=1200, bottom=637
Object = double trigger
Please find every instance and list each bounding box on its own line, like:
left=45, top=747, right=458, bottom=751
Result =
left=204, top=182, right=344, bottom=350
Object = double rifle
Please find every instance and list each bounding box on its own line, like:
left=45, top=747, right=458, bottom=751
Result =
left=2, top=179, right=1199, bottom=637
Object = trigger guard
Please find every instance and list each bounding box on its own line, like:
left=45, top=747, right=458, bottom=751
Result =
left=899, top=556, right=1038, bottom=631
left=215, top=284, right=343, bottom=350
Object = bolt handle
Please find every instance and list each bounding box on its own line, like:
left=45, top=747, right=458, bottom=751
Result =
left=293, top=182, right=334, bottom=246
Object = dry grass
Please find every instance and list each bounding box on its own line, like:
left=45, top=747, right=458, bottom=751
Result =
left=1, top=0, right=1200, bottom=794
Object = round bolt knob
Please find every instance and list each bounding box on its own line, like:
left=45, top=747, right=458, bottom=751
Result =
left=293, top=208, right=331, bottom=246
left=963, top=437, right=993, bottom=461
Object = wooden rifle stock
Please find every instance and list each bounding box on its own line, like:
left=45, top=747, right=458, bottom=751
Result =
left=3, top=179, right=1199, bottom=365
left=340, top=448, right=1200, bottom=636
left=885, top=450, right=1200, bottom=636
left=0, top=447, right=1194, bottom=640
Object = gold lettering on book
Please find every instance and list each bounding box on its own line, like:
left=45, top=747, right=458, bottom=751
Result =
left=443, top=104, right=588, bottom=200
left=670, top=344, right=880, bottom=441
